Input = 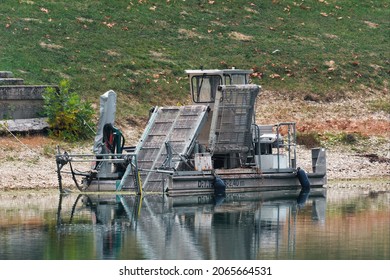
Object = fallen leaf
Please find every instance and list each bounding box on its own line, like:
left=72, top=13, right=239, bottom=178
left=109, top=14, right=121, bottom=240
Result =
left=245, top=7, right=258, bottom=14
left=300, top=4, right=310, bottom=10
left=270, top=73, right=281, bottom=79
left=228, top=31, right=253, bottom=41
left=40, top=7, right=49, bottom=13
left=370, top=64, right=383, bottom=71
left=364, top=21, right=379, bottom=28
left=39, top=41, right=63, bottom=50
left=324, top=60, right=336, bottom=67
left=178, top=28, right=203, bottom=39
left=320, top=12, right=328, bottom=17
left=251, top=72, right=263, bottom=78
left=103, top=22, right=116, bottom=28
left=324, top=33, right=338, bottom=39
left=76, top=17, right=94, bottom=23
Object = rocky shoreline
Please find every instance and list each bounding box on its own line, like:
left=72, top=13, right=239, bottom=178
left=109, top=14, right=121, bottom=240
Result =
left=0, top=134, right=388, bottom=192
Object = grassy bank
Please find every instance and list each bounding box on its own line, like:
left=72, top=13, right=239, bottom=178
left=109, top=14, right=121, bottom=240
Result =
left=1, top=0, right=389, bottom=121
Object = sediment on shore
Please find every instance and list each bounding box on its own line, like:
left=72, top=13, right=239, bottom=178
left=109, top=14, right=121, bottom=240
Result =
left=0, top=134, right=388, bottom=191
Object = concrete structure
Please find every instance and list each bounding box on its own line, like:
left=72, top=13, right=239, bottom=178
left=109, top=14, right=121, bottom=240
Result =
left=0, top=71, right=56, bottom=132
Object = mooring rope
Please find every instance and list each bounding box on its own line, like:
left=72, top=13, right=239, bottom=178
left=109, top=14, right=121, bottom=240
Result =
left=82, top=118, right=96, bottom=136
left=0, top=122, right=41, bottom=157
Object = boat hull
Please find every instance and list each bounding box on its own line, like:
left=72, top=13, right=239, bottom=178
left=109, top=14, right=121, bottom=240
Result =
left=81, top=169, right=327, bottom=196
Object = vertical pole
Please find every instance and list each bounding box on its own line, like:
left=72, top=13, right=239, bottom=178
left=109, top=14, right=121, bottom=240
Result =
left=56, top=160, right=63, bottom=193
left=56, top=193, right=63, bottom=227
left=56, top=146, right=63, bottom=193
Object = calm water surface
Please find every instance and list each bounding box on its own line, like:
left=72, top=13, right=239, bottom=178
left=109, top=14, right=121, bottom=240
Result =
left=0, top=183, right=389, bottom=260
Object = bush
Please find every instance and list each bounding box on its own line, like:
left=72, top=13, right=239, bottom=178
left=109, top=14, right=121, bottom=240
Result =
left=43, top=80, right=95, bottom=141
left=297, top=132, right=321, bottom=149
left=324, top=132, right=365, bottom=146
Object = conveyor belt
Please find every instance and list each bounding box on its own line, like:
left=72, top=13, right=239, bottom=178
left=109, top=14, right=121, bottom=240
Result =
left=125, top=105, right=209, bottom=192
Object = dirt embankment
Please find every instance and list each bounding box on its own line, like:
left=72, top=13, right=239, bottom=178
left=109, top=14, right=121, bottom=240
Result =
left=255, top=89, right=390, bottom=138
left=0, top=90, right=389, bottom=190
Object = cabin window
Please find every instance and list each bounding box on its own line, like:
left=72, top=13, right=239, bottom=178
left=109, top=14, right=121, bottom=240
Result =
left=224, top=74, right=249, bottom=85
left=191, top=75, right=222, bottom=103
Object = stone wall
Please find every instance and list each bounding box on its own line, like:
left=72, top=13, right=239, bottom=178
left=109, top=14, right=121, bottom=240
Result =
left=0, top=71, right=57, bottom=132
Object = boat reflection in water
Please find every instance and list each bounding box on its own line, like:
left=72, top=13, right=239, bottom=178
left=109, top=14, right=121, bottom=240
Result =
left=56, top=188, right=326, bottom=260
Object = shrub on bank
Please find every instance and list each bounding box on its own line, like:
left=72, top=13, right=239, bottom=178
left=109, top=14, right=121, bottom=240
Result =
left=43, top=80, right=94, bottom=141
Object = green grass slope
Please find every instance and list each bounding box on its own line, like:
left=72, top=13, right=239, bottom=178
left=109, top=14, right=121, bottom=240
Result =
left=1, top=0, right=389, bottom=120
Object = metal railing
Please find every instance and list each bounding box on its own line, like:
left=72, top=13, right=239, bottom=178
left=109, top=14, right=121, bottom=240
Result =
left=251, top=122, right=297, bottom=172
left=55, top=148, right=142, bottom=194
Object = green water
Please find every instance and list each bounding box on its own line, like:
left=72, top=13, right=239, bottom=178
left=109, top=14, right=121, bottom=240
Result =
left=0, top=183, right=389, bottom=260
